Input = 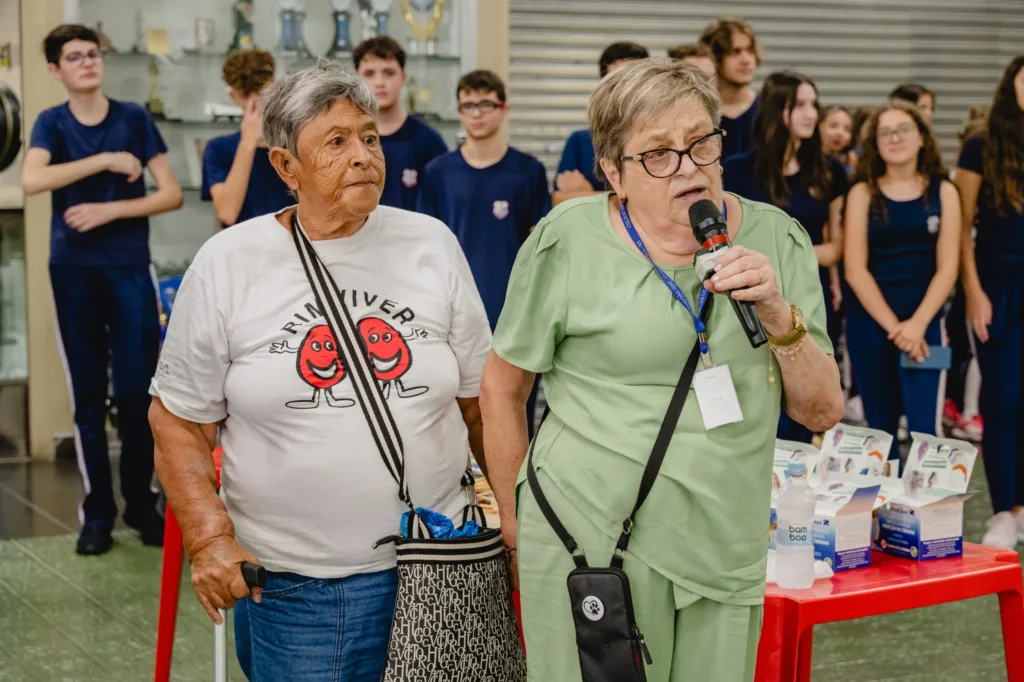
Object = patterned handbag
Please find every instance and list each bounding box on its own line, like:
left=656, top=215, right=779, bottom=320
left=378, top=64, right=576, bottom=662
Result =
left=291, top=213, right=527, bottom=682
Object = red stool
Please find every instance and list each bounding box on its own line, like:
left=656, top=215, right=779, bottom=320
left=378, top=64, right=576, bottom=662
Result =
left=154, top=447, right=224, bottom=682
left=755, top=542, right=1024, bottom=682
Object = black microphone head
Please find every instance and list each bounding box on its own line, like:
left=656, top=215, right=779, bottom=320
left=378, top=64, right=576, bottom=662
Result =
left=688, top=199, right=726, bottom=241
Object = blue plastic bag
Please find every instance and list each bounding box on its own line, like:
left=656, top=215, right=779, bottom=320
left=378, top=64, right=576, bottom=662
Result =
left=400, top=507, right=480, bottom=539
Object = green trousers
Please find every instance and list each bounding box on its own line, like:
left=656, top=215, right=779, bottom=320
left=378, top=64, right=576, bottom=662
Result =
left=517, top=474, right=763, bottom=682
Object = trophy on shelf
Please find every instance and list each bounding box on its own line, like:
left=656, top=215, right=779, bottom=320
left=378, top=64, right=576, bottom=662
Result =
left=145, top=29, right=170, bottom=120
left=358, top=0, right=393, bottom=39
left=95, top=21, right=117, bottom=54
left=277, top=0, right=313, bottom=58
left=327, top=0, right=355, bottom=58
left=401, top=0, right=445, bottom=56
left=195, top=19, right=216, bottom=53
left=229, top=1, right=256, bottom=51
left=131, top=10, right=146, bottom=54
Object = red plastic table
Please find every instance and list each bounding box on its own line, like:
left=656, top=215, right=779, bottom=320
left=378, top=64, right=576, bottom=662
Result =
left=755, top=543, right=1024, bottom=682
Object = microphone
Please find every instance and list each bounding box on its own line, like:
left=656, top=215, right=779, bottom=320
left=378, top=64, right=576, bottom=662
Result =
left=688, top=199, right=768, bottom=348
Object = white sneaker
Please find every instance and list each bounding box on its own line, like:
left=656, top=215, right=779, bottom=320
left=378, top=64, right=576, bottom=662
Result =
left=1015, top=509, right=1024, bottom=544
left=844, top=396, right=864, bottom=422
left=982, top=511, right=1019, bottom=550
left=898, top=415, right=909, bottom=442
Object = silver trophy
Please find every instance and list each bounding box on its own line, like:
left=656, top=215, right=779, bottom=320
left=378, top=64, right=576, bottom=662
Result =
left=277, top=0, right=313, bottom=58
left=327, top=0, right=354, bottom=57
left=359, top=0, right=393, bottom=38
left=401, top=0, right=444, bottom=56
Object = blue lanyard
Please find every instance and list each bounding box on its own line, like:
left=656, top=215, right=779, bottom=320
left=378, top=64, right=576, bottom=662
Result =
left=619, top=202, right=723, bottom=356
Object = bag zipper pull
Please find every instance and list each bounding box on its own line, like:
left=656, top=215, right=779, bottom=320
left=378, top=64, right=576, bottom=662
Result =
left=372, top=535, right=402, bottom=549
left=633, top=626, right=653, bottom=665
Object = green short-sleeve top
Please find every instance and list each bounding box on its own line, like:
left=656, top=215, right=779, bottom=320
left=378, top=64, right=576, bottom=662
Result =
left=493, top=192, right=832, bottom=606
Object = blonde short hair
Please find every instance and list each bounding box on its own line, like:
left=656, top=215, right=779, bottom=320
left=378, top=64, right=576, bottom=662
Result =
left=589, top=57, right=721, bottom=183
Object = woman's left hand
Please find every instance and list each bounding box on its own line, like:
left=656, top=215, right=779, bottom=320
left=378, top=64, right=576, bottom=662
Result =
left=889, top=318, right=929, bottom=362
left=707, top=245, right=791, bottom=335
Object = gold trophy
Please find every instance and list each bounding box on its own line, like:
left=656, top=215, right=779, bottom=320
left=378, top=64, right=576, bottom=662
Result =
left=145, top=30, right=170, bottom=120
left=401, top=0, right=444, bottom=56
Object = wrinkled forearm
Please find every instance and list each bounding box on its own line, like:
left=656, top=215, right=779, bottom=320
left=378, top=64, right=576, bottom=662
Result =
left=149, top=399, right=232, bottom=559
left=777, top=336, right=844, bottom=433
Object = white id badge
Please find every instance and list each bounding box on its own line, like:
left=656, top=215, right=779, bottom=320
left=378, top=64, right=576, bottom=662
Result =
left=692, top=364, right=744, bottom=430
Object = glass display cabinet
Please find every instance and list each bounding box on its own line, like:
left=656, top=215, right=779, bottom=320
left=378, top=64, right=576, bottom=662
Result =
left=74, top=0, right=473, bottom=274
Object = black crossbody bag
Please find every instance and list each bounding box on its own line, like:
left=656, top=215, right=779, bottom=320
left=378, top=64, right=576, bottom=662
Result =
left=525, top=301, right=709, bottom=681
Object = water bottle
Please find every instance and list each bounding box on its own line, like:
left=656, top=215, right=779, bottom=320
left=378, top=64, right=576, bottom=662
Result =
left=775, top=461, right=816, bottom=589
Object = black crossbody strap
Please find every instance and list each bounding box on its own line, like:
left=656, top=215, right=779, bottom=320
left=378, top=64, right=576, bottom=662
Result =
left=610, top=343, right=701, bottom=569
left=527, top=296, right=712, bottom=570
left=290, top=213, right=433, bottom=539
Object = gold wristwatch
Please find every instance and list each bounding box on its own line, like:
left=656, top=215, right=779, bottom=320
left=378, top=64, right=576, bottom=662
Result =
left=767, top=305, right=807, bottom=348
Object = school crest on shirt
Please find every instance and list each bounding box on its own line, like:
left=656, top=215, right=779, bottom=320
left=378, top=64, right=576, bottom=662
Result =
left=492, top=200, right=510, bottom=220
left=268, top=294, right=431, bottom=409
left=927, top=215, right=940, bottom=234
left=401, top=168, right=418, bottom=188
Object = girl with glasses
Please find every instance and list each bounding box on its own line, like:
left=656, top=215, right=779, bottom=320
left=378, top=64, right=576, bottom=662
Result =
left=844, top=101, right=961, bottom=467
left=723, top=71, right=848, bottom=443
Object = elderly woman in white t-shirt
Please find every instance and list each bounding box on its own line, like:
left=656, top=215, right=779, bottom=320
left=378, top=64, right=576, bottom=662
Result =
left=149, top=61, right=492, bottom=682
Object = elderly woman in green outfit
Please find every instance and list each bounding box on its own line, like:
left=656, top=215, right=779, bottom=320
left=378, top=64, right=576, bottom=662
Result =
left=480, top=58, right=844, bottom=682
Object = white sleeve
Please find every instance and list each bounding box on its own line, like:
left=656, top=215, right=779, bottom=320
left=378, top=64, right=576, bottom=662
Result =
left=448, top=243, right=492, bottom=398
left=149, top=268, right=230, bottom=423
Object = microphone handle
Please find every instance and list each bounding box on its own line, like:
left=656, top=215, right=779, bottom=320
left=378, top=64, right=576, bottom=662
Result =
left=729, top=296, right=768, bottom=348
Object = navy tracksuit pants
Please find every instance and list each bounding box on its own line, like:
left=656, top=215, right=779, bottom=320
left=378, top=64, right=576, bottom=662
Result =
left=50, top=264, right=161, bottom=527
left=975, top=276, right=1024, bottom=514
left=846, top=308, right=943, bottom=466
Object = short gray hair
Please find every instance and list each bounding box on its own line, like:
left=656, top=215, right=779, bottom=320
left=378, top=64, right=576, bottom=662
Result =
left=589, top=57, right=721, bottom=183
left=261, top=59, right=379, bottom=156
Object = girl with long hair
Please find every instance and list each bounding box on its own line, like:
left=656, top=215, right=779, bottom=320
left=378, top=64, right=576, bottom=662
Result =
left=844, top=101, right=961, bottom=465
left=956, top=53, right=1024, bottom=548
left=724, top=71, right=847, bottom=443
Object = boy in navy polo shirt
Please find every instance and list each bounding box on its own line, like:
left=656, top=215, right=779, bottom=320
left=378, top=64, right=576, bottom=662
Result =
left=553, top=41, right=648, bottom=207
left=22, top=24, right=183, bottom=555
left=202, top=49, right=292, bottom=227
left=417, top=70, right=549, bottom=331
left=355, top=36, right=447, bottom=211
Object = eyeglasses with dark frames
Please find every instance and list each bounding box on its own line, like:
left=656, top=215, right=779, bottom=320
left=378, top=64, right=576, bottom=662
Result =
left=619, top=129, right=726, bottom=178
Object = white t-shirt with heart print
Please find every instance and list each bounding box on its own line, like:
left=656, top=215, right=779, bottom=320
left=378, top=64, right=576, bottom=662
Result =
left=150, top=205, right=492, bottom=578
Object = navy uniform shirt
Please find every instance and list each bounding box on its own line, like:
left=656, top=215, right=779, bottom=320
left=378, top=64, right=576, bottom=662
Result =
left=721, top=94, right=760, bottom=161
left=29, top=99, right=167, bottom=266
left=958, top=135, right=1024, bottom=279
left=379, top=114, right=448, bottom=211
left=201, top=132, right=294, bottom=226
left=556, top=128, right=601, bottom=191
left=417, top=147, right=551, bottom=329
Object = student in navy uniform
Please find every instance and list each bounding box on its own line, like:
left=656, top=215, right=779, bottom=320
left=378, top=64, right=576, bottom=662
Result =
left=418, top=69, right=550, bottom=330
left=355, top=36, right=447, bottom=211
left=957, top=54, right=1024, bottom=549
left=723, top=72, right=847, bottom=443
left=21, top=24, right=183, bottom=555
left=700, top=18, right=762, bottom=160
left=843, top=101, right=960, bottom=466
left=202, top=49, right=292, bottom=227
left=667, top=43, right=717, bottom=78
left=552, top=42, right=647, bottom=207
left=889, top=83, right=936, bottom=127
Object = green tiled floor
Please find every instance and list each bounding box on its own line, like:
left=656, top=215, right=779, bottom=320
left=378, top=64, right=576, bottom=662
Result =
left=0, top=459, right=1020, bottom=681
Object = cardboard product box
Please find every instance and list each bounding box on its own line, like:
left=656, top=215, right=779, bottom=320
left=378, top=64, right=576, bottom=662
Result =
left=817, top=424, right=895, bottom=479
left=876, top=433, right=978, bottom=561
left=812, top=482, right=882, bottom=572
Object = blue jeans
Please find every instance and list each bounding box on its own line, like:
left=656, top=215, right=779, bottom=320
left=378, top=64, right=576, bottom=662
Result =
left=235, top=568, right=399, bottom=682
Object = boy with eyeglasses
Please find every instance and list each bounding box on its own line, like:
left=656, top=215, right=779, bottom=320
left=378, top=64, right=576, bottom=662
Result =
left=22, top=24, right=183, bottom=556
left=417, top=70, right=549, bottom=331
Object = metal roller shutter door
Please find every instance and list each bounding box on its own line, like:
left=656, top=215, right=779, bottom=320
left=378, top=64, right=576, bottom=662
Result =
left=509, top=0, right=1024, bottom=177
